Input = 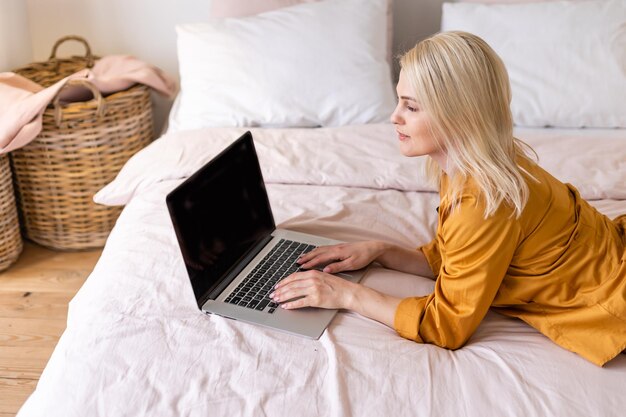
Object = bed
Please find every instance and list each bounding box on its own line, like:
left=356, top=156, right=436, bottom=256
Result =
left=17, top=0, right=626, bottom=416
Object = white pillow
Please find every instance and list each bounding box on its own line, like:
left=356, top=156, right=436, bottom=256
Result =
left=168, top=0, right=395, bottom=131
left=442, top=0, right=626, bottom=128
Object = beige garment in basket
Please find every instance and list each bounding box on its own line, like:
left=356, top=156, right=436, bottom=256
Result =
left=0, top=55, right=177, bottom=154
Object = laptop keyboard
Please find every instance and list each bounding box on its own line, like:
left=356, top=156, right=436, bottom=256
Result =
left=224, top=239, right=316, bottom=314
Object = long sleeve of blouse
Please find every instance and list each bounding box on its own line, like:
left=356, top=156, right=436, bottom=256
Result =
left=394, top=189, right=521, bottom=349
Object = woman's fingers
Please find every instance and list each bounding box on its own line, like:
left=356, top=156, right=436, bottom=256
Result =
left=271, top=271, right=353, bottom=310
left=297, top=246, right=335, bottom=264
left=321, top=258, right=353, bottom=273
left=271, top=273, right=318, bottom=302
left=298, top=245, right=347, bottom=269
left=272, top=270, right=308, bottom=290
left=296, top=250, right=316, bottom=264
left=298, top=241, right=380, bottom=272
left=272, top=279, right=318, bottom=305
left=280, top=297, right=311, bottom=309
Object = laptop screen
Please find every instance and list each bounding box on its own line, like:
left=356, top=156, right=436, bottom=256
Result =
left=166, top=132, right=276, bottom=305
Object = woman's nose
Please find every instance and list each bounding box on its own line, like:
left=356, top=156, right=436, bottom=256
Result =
left=390, top=105, right=402, bottom=125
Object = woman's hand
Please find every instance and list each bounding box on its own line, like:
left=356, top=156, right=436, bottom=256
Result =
left=271, top=269, right=402, bottom=328
left=270, top=270, right=357, bottom=310
left=301, top=240, right=437, bottom=279
left=296, top=241, right=388, bottom=274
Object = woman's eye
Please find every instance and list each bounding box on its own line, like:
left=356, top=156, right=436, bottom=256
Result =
left=407, top=105, right=418, bottom=112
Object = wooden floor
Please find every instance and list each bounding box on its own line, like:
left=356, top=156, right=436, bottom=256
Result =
left=0, top=242, right=101, bottom=417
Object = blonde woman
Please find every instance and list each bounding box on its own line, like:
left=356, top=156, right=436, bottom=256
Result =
left=270, top=31, right=626, bottom=367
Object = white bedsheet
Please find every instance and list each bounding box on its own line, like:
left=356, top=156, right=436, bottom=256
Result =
left=18, top=124, right=626, bottom=417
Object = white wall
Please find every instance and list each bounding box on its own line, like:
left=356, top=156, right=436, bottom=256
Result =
left=25, top=0, right=211, bottom=82
left=5, top=0, right=446, bottom=133
left=23, top=0, right=444, bottom=75
left=0, top=0, right=32, bottom=72
left=24, top=0, right=213, bottom=133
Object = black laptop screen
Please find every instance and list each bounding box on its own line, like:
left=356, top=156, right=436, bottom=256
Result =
left=166, top=132, right=275, bottom=305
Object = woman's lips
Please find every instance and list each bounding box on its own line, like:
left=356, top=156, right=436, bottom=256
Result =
left=397, top=131, right=410, bottom=141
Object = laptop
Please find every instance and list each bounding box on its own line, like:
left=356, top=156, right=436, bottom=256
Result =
left=166, top=131, right=367, bottom=339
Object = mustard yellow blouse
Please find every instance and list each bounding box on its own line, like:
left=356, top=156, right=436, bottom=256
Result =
left=394, top=157, right=626, bottom=366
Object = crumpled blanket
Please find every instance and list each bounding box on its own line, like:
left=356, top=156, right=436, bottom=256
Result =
left=0, top=55, right=177, bottom=154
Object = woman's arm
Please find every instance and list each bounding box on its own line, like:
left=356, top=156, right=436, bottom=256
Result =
left=375, top=242, right=435, bottom=279
left=272, top=240, right=436, bottom=329
left=349, top=283, right=403, bottom=328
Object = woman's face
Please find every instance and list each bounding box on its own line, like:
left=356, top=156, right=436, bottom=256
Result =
left=390, top=70, right=447, bottom=167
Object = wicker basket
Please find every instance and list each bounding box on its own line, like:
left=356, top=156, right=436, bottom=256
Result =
left=0, top=154, right=23, bottom=271
left=11, top=36, right=154, bottom=250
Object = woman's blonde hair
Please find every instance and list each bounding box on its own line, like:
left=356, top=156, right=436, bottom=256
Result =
left=400, top=31, right=537, bottom=218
